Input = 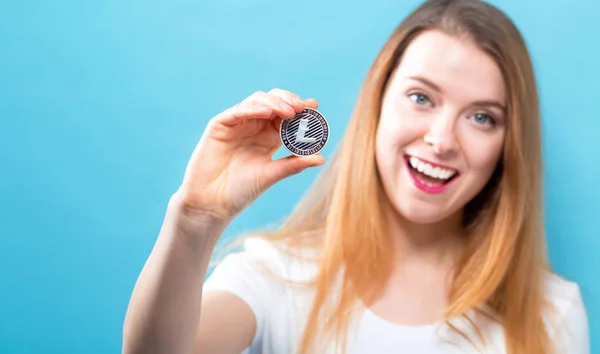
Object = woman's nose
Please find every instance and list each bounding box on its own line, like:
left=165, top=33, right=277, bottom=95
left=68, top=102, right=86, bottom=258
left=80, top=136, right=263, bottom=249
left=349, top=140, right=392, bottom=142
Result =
left=423, top=113, right=458, bottom=155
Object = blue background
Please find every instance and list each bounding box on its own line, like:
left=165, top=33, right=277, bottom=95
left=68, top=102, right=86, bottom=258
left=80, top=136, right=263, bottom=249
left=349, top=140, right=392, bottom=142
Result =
left=1, top=0, right=598, bottom=353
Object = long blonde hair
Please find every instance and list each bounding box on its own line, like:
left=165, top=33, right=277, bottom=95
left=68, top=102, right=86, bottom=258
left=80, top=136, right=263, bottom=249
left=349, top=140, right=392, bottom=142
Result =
left=242, top=0, right=552, bottom=352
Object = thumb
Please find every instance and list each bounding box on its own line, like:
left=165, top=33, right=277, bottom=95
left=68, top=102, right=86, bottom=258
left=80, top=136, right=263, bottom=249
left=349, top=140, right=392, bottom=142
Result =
left=261, top=154, right=325, bottom=188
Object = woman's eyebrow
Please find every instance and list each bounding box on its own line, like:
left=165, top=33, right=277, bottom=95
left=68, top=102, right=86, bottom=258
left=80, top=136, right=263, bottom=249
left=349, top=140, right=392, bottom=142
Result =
left=407, top=75, right=442, bottom=93
left=408, top=75, right=506, bottom=113
left=472, top=100, right=507, bottom=113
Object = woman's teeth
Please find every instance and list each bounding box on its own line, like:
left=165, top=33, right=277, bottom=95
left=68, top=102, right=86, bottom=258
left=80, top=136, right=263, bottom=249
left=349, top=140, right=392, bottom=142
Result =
left=408, top=156, right=457, bottom=180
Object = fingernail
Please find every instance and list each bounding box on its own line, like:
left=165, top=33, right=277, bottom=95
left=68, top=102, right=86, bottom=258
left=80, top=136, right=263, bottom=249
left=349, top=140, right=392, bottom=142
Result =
left=293, top=98, right=303, bottom=106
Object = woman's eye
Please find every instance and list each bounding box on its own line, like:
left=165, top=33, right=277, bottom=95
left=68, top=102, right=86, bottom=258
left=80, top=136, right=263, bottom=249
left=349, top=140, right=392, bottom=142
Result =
left=408, top=93, right=431, bottom=106
left=472, top=112, right=496, bottom=127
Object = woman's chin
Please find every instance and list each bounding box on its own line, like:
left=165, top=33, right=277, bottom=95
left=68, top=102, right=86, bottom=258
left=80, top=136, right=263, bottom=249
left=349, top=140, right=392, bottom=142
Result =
left=392, top=200, right=457, bottom=225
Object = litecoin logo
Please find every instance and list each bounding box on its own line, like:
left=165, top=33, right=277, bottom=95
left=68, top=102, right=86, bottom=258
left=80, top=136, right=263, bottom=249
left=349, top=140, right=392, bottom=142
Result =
left=280, top=108, right=330, bottom=156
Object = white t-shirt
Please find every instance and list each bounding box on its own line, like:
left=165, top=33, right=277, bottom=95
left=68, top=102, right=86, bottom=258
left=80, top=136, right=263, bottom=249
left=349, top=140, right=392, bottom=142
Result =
left=204, top=237, right=589, bottom=354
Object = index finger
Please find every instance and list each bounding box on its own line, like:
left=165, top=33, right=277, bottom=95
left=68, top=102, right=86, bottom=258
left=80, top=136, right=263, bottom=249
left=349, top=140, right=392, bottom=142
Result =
left=303, top=98, right=319, bottom=110
left=270, top=98, right=320, bottom=132
left=214, top=102, right=274, bottom=127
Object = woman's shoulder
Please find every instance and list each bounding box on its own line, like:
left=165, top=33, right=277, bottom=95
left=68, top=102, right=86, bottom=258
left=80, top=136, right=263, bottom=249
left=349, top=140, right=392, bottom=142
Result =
left=542, top=271, right=585, bottom=311
left=211, top=235, right=320, bottom=284
left=541, top=271, right=589, bottom=352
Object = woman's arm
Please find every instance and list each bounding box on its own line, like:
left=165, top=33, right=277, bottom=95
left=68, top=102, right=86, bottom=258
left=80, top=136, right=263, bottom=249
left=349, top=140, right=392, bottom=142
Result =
left=122, top=194, right=256, bottom=354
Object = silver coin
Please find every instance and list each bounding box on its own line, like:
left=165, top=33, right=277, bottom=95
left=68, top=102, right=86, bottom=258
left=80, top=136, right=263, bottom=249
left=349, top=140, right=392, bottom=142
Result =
left=280, top=108, right=330, bottom=156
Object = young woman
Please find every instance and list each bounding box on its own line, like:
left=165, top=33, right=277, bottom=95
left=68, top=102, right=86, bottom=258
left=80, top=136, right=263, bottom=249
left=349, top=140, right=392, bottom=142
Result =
left=122, top=0, right=589, bottom=353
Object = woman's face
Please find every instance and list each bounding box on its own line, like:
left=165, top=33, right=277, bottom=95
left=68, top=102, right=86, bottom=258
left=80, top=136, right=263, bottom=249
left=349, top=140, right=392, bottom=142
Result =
left=375, top=30, right=507, bottom=225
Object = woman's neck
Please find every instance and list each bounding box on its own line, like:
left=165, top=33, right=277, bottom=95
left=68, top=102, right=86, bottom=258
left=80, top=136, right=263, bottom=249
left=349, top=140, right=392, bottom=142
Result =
left=386, top=207, right=467, bottom=267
